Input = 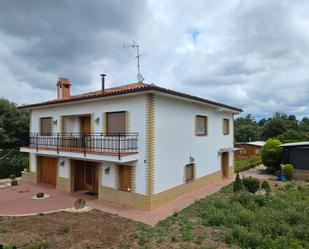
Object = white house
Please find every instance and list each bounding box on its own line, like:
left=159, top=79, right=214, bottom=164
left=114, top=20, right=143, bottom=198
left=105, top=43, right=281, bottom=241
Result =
left=20, top=76, right=242, bottom=210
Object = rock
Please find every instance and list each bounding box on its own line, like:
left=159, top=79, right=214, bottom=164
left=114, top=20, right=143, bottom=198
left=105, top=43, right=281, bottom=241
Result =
left=74, top=198, right=86, bottom=209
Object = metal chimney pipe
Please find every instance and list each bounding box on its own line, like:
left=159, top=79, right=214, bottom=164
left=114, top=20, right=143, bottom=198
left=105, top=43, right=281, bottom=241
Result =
left=100, top=74, right=106, bottom=91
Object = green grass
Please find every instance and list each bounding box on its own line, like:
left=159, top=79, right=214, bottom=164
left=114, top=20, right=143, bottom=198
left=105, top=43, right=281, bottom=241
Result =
left=135, top=182, right=309, bottom=249
left=234, top=155, right=261, bottom=172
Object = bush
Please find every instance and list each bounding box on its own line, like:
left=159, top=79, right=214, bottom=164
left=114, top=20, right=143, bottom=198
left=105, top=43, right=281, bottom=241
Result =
left=0, top=149, right=24, bottom=179
left=282, top=164, right=294, bottom=181
left=242, top=177, right=260, bottom=193
left=9, top=174, right=16, bottom=180
left=10, top=179, right=17, bottom=186
left=261, top=139, right=283, bottom=169
left=233, top=173, right=243, bottom=192
left=261, top=180, right=271, bottom=193
left=36, top=192, right=44, bottom=198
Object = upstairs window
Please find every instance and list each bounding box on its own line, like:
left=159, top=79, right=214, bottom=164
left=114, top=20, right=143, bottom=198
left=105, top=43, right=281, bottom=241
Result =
left=40, top=117, right=52, bottom=135
left=106, top=111, right=126, bottom=134
left=195, top=115, right=208, bottom=136
left=223, top=118, right=229, bottom=135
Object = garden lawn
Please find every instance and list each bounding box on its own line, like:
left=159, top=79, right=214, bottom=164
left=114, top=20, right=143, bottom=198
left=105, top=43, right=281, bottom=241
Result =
left=1, top=181, right=309, bottom=249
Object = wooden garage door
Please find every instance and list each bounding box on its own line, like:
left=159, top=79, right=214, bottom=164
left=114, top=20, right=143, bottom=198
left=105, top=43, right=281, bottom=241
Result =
left=40, top=157, right=57, bottom=186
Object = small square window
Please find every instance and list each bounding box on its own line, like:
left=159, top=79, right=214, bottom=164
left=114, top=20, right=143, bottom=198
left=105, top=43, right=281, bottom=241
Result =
left=195, top=115, right=208, bottom=136
left=223, top=119, right=229, bottom=135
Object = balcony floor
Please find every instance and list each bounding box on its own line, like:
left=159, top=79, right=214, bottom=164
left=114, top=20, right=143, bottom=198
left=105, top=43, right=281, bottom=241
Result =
left=20, top=146, right=138, bottom=163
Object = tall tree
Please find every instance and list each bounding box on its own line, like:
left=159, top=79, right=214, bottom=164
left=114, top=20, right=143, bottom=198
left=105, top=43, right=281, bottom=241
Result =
left=234, top=114, right=259, bottom=142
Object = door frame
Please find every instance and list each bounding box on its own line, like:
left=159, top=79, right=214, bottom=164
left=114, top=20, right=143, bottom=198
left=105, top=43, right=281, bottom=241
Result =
left=72, top=159, right=99, bottom=193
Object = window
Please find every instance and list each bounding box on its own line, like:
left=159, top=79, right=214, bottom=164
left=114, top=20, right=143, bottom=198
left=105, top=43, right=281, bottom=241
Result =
left=40, top=117, right=52, bottom=135
left=106, top=111, right=126, bottom=134
left=223, top=119, right=229, bottom=135
left=185, top=164, right=194, bottom=183
left=195, top=115, right=208, bottom=136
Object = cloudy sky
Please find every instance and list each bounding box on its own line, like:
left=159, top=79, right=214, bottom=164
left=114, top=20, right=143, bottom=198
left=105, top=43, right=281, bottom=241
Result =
left=0, top=0, right=308, bottom=119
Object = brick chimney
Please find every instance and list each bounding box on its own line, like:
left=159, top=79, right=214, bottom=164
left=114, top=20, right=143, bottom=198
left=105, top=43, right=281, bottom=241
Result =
left=57, top=77, right=71, bottom=99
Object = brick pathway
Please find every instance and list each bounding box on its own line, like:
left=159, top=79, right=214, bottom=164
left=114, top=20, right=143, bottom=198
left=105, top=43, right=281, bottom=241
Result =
left=0, top=166, right=271, bottom=226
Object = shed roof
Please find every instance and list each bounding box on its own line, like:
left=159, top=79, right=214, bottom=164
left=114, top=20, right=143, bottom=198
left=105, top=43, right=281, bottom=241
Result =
left=236, top=141, right=265, bottom=147
left=280, top=141, right=309, bottom=147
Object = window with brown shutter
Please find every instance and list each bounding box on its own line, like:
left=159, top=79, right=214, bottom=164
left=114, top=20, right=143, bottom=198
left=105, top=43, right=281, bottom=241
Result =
left=40, top=117, right=52, bottom=135
left=106, top=111, right=126, bottom=134
left=195, top=115, right=208, bottom=136
left=185, top=164, right=194, bottom=183
left=223, top=118, right=229, bottom=135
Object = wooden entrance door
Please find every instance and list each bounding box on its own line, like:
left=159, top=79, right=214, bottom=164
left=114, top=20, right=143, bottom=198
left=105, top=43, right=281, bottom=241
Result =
left=39, top=156, right=57, bottom=186
left=73, top=160, right=99, bottom=193
left=80, top=116, right=91, bottom=134
left=119, top=165, right=132, bottom=192
left=74, top=160, right=85, bottom=191
left=221, top=152, right=229, bottom=178
left=84, top=161, right=99, bottom=193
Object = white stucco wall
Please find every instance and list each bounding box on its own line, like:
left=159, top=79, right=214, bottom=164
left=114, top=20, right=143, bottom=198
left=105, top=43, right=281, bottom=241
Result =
left=58, top=157, right=70, bottom=178
left=30, top=94, right=147, bottom=194
left=29, top=153, right=37, bottom=172
left=101, top=162, right=116, bottom=188
left=153, top=94, right=235, bottom=194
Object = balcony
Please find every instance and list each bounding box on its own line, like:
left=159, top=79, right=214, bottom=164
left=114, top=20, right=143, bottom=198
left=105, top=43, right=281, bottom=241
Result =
left=21, top=132, right=138, bottom=162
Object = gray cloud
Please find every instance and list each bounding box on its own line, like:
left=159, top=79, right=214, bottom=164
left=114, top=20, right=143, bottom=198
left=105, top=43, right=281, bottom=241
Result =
left=0, top=0, right=308, bottom=119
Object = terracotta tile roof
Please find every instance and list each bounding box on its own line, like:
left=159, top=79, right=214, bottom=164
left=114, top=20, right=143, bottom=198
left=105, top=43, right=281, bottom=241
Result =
left=19, top=82, right=242, bottom=112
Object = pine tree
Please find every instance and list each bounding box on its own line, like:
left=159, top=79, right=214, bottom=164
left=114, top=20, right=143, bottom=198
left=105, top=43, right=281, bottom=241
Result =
left=233, top=173, right=243, bottom=192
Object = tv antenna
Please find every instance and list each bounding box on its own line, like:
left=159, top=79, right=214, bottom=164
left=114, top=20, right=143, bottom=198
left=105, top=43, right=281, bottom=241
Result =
left=123, top=41, right=144, bottom=82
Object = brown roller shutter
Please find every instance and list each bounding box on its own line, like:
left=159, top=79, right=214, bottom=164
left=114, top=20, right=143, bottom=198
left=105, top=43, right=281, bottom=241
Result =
left=40, top=117, right=52, bottom=135
left=106, top=112, right=126, bottom=134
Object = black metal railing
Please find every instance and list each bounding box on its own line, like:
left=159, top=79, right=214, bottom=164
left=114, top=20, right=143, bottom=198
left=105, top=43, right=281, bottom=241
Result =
left=22, top=132, right=138, bottom=159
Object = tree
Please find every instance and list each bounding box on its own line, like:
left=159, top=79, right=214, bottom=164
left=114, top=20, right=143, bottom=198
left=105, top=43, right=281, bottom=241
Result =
left=260, top=114, right=289, bottom=140
left=277, top=130, right=308, bottom=143
left=300, top=117, right=309, bottom=133
left=234, top=114, right=259, bottom=142
left=0, top=98, right=29, bottom=148
left=261, top=139, right=283, bottom=169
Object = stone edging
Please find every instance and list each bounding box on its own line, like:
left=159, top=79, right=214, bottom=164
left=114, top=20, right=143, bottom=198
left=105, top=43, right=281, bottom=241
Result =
left=31, top=194, right=50, bottom=200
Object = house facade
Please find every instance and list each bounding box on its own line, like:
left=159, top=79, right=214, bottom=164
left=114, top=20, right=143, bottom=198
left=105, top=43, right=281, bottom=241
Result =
left=20, top=76, right=242, bottom=210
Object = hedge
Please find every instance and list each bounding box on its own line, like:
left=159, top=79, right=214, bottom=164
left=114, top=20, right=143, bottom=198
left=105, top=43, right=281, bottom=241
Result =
left=234, top=155, right=262, bottom=173
left=0, top=149, right=27, bottom=179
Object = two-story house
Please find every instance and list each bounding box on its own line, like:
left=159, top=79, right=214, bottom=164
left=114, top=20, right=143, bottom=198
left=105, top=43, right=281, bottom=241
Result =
left=20, top=75, right=242, bottom=210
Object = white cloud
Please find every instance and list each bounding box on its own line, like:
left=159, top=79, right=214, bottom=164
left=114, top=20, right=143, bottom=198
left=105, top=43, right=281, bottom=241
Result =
left=0, top=0, right=308, bottom=119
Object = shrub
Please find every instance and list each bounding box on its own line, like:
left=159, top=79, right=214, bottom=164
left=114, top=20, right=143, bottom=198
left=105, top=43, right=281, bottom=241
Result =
left=282, top=164, right=294, bottom=180
left=9, top=174, right=16, bottom=180
left=58, top=225, right=70, bottom=235
left=36, top=192, right=44, bottom=198
left=261, top=180, right=271, bottom=193
left=233, top=173, right=243, bottom=192
left=0, top=149, right=24, bottom=179
left=261, top=139, right=283, bottom=169
left=242, top=177, right=260, bottom=193
left=10, top=179, right=17, bottom=186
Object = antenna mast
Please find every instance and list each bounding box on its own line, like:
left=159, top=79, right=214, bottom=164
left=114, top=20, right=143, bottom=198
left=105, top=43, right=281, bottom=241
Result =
left=123, top=41, right=144, bottom=82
